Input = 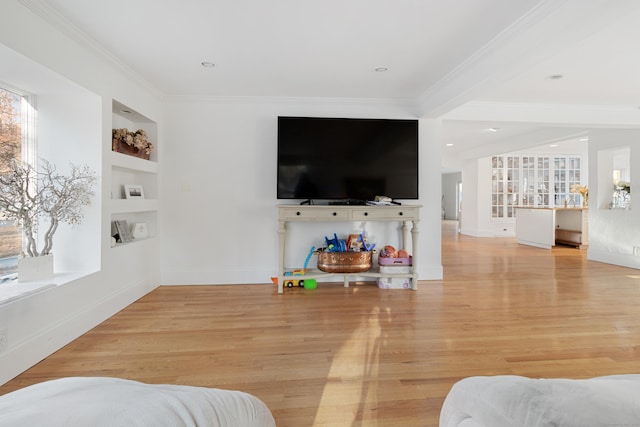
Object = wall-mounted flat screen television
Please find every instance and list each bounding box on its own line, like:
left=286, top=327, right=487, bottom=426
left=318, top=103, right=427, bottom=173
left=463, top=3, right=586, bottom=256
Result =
left=277, top=116, right=419, bottom=203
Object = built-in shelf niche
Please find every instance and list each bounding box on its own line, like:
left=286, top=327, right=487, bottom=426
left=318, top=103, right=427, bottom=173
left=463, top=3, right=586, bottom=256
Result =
left=112, top=99, right=158, bottom=163
left=598, top=146, right=631, bottom=210
left=110, top=99, right=159, bottom=248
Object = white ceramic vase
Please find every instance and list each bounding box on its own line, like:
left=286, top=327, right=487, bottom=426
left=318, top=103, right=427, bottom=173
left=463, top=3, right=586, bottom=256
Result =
left=18, top=254, right=54, bottom=282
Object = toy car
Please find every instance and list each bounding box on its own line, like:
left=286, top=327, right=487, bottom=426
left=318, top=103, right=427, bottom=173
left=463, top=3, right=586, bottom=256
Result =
left=284, top=269, right=305, bottom=288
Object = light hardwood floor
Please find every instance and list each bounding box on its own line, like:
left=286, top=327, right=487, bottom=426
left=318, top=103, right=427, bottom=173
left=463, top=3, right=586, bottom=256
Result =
left=2, top=222, right=640, bottom=426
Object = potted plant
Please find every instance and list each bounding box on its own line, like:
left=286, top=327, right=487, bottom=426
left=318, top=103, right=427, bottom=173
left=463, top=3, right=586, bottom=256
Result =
left=0, top=146, right=96, bottom=281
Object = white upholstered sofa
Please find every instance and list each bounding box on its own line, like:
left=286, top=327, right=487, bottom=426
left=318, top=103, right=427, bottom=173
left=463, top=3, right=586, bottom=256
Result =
left=0, top=377, right=276, bottom=427
left=440, top=374, right=640, bottom=427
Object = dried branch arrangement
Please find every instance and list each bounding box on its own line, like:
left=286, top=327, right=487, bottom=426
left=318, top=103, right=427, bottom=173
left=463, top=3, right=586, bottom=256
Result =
left=0, top=147, right=96, bottom=257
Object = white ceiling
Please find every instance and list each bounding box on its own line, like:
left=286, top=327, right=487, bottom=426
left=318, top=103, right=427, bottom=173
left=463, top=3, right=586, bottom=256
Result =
left=40, top=0, right=544, bottom=100
left=26, top=0, right=640, bottom=168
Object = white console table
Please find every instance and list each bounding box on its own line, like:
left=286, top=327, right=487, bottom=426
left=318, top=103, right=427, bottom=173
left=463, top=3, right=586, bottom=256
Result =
left=277, top=204, right=421, bottom=294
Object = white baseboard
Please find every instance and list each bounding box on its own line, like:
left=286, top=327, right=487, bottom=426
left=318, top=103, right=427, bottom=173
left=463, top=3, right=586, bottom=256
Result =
left=587, top=249, right=640, bottom=270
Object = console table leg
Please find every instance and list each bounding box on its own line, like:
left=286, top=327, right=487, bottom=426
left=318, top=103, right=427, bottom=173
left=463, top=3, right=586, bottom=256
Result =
left=344, top=275, right=349, bottom=288
left=402, top=221, right=411, bottom=249
left=278, top=220, right=286, bottom=294
left=411, top=219, right=419, bottom=290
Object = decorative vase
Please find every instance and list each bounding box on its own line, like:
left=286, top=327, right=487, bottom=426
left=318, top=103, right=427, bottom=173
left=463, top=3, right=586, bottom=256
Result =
left=582, top=195, right=588, bottom=208
left=112, top=139, right=150, bottom=160
left=18, top=254, right=54, bottom=282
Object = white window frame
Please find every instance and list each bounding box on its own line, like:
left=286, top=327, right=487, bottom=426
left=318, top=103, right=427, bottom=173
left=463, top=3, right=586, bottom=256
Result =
left=0, top=85, right=36, bottom=282
left=491, top=154, right=584, bottom=220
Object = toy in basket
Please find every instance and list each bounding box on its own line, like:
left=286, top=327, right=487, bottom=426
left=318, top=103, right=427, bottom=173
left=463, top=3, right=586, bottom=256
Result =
left=378, top=245, right=413, bottom=289
left=316, top=233, right=376, bottom=273
left=272, top=246, right=318, bottom=289
left=378, top=245, right=412, bottom=265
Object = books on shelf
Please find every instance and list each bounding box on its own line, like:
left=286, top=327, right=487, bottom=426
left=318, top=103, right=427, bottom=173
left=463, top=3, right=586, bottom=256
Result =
left=112, top=220, right=134, bottom=243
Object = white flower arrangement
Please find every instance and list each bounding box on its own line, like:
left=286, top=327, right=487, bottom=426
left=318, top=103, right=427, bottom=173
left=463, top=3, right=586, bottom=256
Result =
left=616, top=181, right=631, bottom=193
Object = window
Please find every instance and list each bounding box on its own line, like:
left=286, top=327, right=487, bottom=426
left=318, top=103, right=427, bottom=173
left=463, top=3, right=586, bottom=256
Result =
left=491, top=156, right=504, bottom=218
left=505, top=156, right=520, bottom=218
left=0, top=87, right=34, bottom=282
left=537, top=157, right=550, bottom=206
left=492, top=154, right=584, bottom=219
left=522, top=156, right=535, bottom=207
left=554, top=157, right=581, bottom=207
left=493, top=156, right=521, bottom=218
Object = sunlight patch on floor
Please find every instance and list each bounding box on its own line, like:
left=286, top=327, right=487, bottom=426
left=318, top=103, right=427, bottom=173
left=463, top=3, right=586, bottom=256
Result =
left=313, top=306, right=391, bottom=425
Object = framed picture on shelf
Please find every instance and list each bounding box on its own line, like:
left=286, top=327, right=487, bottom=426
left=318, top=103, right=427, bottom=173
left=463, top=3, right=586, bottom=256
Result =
left=131, top=222, right=149, bottom=239
left=124, top=184, right=145, bottom=199
left=113, top=219, right=134, bottom=243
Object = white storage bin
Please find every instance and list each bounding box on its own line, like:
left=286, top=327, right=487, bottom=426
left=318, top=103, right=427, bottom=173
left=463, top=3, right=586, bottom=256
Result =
left=378, top=265, right=412, bottom=289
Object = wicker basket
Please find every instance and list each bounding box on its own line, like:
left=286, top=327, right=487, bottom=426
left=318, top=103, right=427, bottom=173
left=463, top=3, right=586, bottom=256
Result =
left=316, top=251, right=373, bottom=273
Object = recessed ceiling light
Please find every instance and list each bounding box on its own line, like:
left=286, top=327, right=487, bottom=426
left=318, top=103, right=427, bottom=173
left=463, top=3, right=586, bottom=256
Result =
left=549, top=144, right=559, bottom=147
left=374, top=67, right=388, bottom=72
left=446, top=143, right=454, bottom=147
left=201, top=61, right=216, bottom=68
left=485, top=127, right=500, bottom=132
left=578, top=137, right=589, bottom=142
left=546, top=74, right=564, bottom=80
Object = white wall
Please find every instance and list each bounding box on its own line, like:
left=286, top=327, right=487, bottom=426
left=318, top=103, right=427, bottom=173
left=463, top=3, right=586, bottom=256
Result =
left=37, top=88, right=102, bottom=272
left=0, top=1, right=161, bottom=384
left=460, top=157, right=498, bottom=236
left=442, top=172, right=461, bottom=220
left=459, top=158, right=478, bottom=235
left=160, top=100, right=443, bottom=284
left=588, top=129, right=640, bottom=268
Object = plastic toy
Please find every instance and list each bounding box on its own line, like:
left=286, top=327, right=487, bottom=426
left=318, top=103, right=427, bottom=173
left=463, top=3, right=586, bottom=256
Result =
left=273, top=246, right=317, bottom=289
left=359, top=233, right=375, bottom=251
left=325, top=233, right=346, bottom=252
left=379, top=245, right=397, bottom=258
left=283, top=269, right=306, bottom=288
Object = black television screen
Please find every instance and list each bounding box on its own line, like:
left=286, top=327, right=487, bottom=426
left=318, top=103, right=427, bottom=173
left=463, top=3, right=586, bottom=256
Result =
left=277, top=116, right=418, bottom=202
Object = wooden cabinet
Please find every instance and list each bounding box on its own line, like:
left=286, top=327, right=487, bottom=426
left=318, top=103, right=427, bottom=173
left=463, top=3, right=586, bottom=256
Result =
left=555, top=209, right=588, bottom=248
left=277, top=205, right=421, bottom=294
left=516, top=208, right=588, bottom=249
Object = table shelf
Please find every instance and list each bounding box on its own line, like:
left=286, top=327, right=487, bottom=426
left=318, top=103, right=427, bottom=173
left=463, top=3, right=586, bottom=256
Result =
left=277, top=205, right=421, bottom=294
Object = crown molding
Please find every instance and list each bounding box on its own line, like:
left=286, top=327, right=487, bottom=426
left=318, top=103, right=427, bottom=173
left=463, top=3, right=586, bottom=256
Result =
left=457, top=126, right=588, bottom=160
left=416, top=0, right=570, bottom=118
left=19, top=0, right=163, bottom=99
left=444, top=101, right=640, bottom=127
left=163, top=93, right=419, bottom=110
left=454, top=100, right=640, bottom=113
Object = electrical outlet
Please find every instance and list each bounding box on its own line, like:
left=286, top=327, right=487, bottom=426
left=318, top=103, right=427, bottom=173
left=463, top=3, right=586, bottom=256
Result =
left=634, top=246, right=640, bottom=257
left=0, top=328, right=7, bottom=352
